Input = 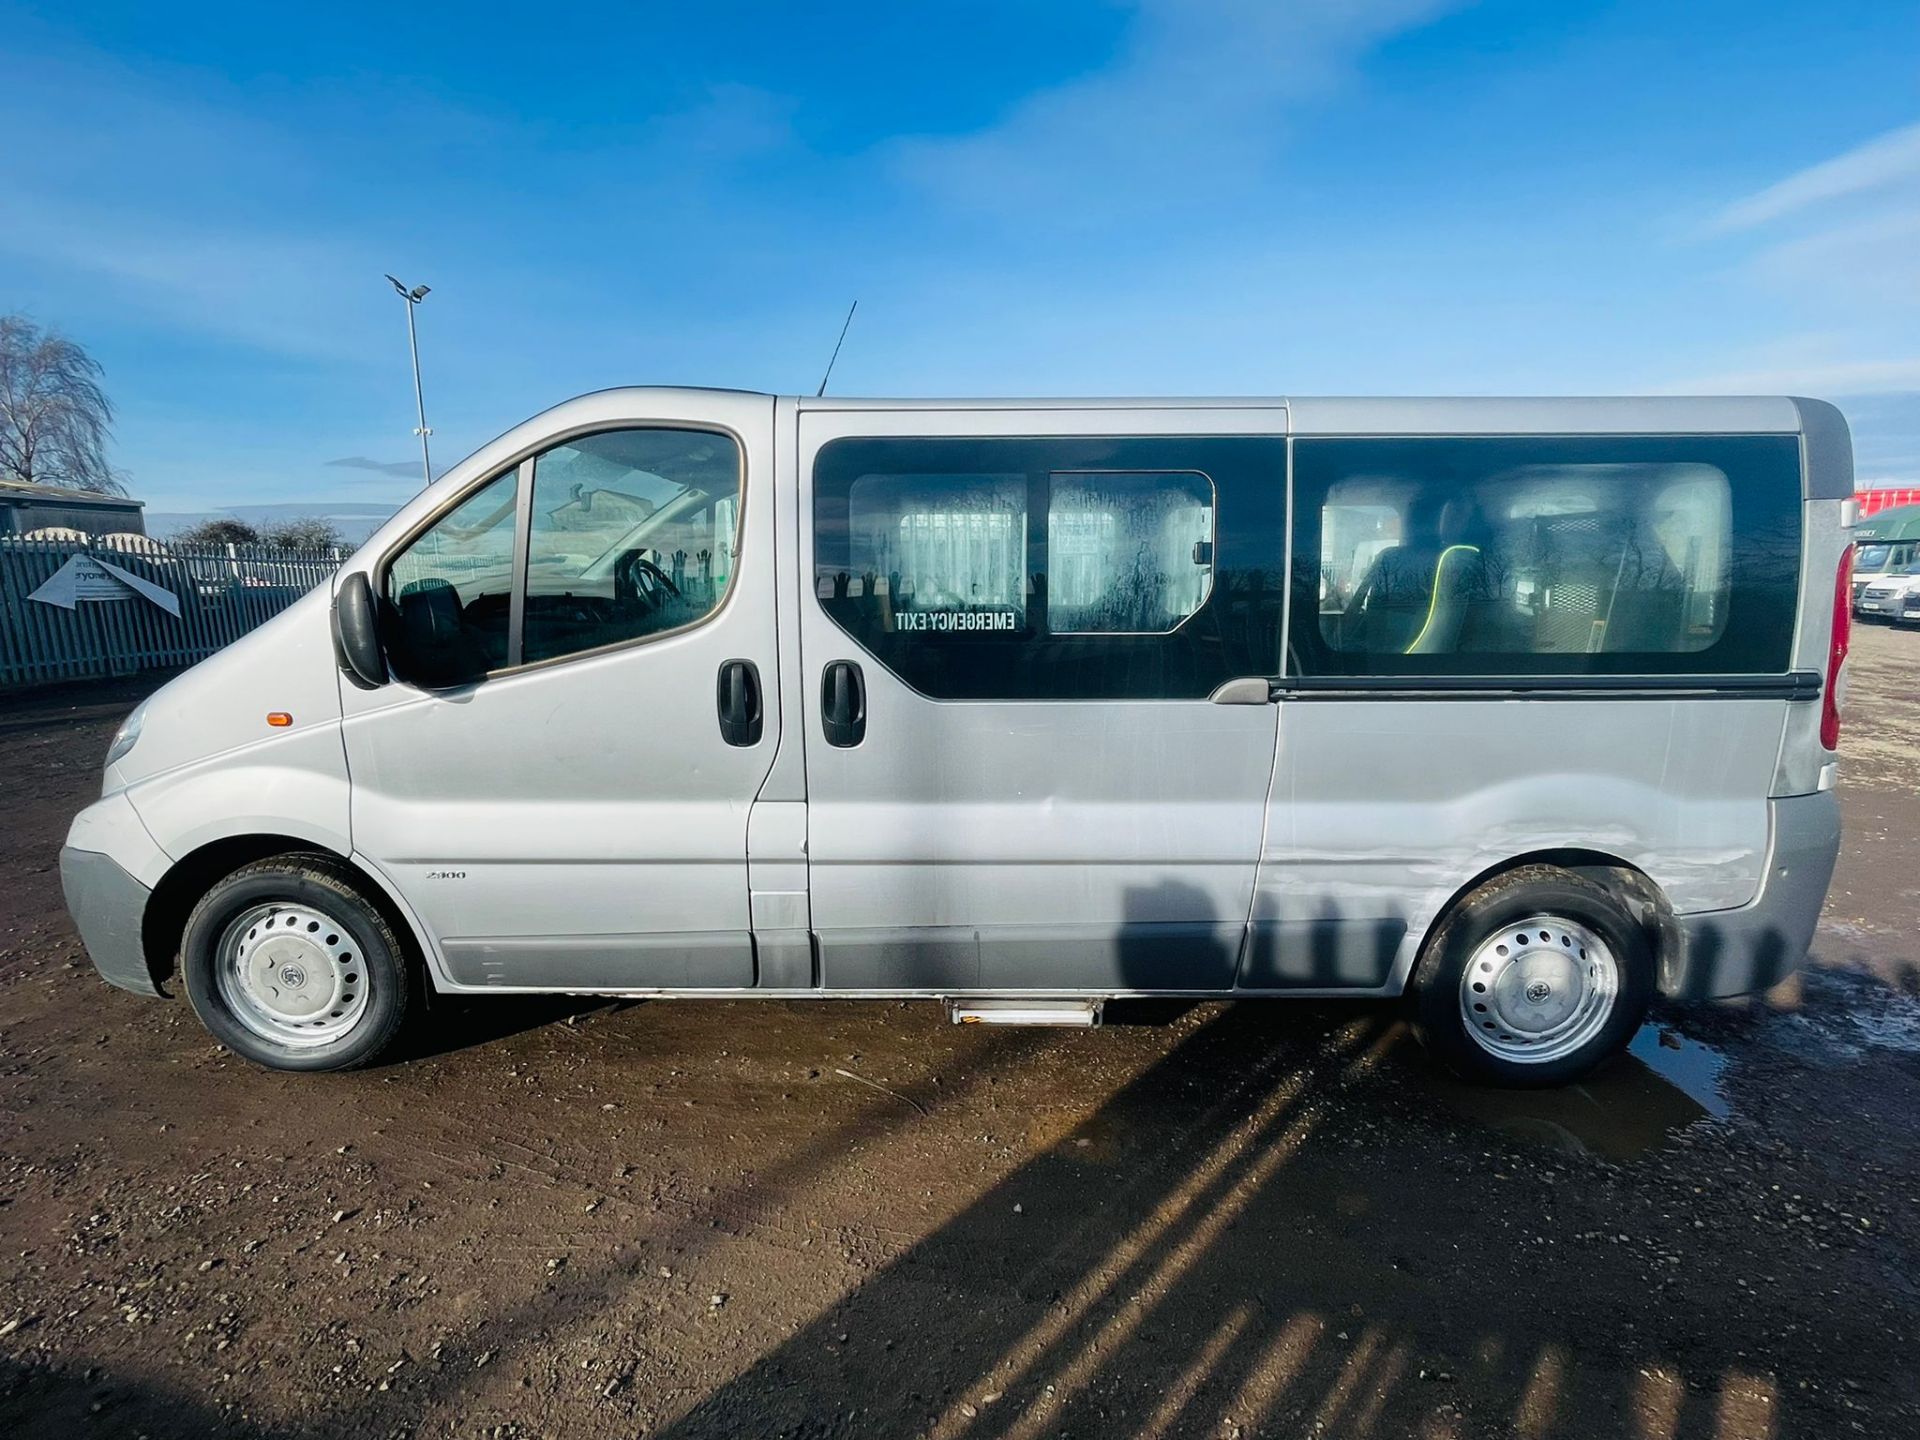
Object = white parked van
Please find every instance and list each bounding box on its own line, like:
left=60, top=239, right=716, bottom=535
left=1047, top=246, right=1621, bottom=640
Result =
left=61, top=393, right=1852, bottom=1086
left=1855, top=560, right=1920, bottom=620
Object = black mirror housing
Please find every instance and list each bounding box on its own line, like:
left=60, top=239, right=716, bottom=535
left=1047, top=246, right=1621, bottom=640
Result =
left=332, top=571, right=388, bottom=687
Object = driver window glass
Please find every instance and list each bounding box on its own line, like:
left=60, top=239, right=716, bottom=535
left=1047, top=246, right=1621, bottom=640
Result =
left=385, top=467, right=518, bottom=687
left=522, top=428, right=743, bottom=665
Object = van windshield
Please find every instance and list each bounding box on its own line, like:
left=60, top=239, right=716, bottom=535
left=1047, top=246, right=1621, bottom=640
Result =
left=1858, top=544, right=1893, bottom=570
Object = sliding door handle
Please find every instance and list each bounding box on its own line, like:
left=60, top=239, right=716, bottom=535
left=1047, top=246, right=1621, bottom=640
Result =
left=821, top=660, right=866, bottom=748
left=716, top=659, right=763, bottom=746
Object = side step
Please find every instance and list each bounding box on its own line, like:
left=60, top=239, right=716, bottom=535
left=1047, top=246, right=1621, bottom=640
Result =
left=947, top=998, right=1104, bottom=1028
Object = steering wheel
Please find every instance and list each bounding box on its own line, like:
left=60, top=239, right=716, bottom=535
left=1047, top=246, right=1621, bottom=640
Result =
left=618, top=552, right=682, bottom=614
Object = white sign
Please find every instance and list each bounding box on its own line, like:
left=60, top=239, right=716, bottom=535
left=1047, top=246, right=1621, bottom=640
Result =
left=897, top=608, right=1020, bottom=633
left=28, top=554, right=182, bottom=618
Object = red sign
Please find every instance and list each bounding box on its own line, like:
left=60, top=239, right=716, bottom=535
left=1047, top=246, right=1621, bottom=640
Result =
left=1856, top=488, right=1920, bottom=517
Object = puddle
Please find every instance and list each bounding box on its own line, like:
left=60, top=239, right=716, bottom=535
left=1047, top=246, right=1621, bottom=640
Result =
left=1848, top=1008, right=1920, bottom=1054
left=1765, top=968, right=1920, bottom=1060
left=1626, top=1025, right=1731, bottom=1118
left=1432, top=1025, right=1729, bottom=1162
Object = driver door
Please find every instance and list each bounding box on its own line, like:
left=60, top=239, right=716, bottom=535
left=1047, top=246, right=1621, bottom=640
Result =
left=339, top=392, right=779, bottom=989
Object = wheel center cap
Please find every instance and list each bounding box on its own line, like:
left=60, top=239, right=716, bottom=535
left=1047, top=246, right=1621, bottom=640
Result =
left=248, top=936, right=333, bottom=1019
left=1524, top=979, right=1553, bottom=1004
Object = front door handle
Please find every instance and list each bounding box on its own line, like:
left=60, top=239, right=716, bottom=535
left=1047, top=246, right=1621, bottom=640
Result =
left=716, top=659, right=762, bottom=746
left=821, top=660, right=865, bottom=748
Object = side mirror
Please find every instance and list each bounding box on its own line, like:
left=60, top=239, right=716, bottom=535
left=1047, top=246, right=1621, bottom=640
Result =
left=332, top=572, right=388, bottom=687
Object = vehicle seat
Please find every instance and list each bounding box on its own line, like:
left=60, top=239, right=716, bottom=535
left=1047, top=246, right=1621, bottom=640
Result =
left=396, top=576, right=489, bottom=682
left=1405, top=544, right=1483, bottom=654
left=1343, top=541, right=1485, bottom=655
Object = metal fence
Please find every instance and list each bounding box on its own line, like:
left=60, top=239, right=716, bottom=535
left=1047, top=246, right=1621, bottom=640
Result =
left=0, top=537, right=345, bottom=690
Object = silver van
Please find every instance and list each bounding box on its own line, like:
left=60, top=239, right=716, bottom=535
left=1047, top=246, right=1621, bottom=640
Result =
left=60, top=393, right=1853, bottom=1086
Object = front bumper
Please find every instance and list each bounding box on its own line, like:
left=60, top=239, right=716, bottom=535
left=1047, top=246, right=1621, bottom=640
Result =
left=1664, top=790, right=1841, bottom=999
left=60, top=846, right=161, bottom=997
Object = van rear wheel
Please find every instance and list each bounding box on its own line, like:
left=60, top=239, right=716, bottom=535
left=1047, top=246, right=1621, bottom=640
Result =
left=181, top=855, right=413, bottom=1072
left=1409, top=865, right=1653, bottom=1087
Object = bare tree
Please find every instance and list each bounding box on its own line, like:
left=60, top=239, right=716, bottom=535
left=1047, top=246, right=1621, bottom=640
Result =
left=260, top=516, right=345, bottom=552
left=173, top=518, right=260, bottom=548
left=0, top=315, right=128, bottom=495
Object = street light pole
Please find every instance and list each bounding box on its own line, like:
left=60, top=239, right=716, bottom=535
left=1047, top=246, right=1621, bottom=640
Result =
left=385, top=275, right=434, bottom=491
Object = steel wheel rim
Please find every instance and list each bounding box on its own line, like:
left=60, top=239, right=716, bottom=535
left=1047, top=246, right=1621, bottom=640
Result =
left=215, top=902, right=369, bottom=1048
left=1459, top=913, right=1619, bottom=1065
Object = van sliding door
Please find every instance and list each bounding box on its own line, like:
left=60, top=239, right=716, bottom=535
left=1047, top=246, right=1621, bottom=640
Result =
left=796, top=407, right=1287, bottom=993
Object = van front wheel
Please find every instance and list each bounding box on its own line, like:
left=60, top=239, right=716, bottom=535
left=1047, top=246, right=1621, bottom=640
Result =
left=1409, top=865, right=1653, bottom=1087
left=181, top=855, right=413, bottom=1072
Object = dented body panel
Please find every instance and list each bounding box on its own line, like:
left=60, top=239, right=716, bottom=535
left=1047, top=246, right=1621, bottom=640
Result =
left=1250, top=697, right=1785, bottom=995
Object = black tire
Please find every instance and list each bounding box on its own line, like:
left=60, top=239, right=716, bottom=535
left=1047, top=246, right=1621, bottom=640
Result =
left=181, top=854, right=414, bottom=1073
left=1408, top=864, right=1654, bottom=1088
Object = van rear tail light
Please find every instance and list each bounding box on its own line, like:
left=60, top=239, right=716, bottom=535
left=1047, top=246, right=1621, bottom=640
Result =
left=1821, top=544, right=1853, bottom=752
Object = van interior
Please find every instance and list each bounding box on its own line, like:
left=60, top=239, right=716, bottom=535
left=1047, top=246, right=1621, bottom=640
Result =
left=1318, top=461, right=1730, bottom=658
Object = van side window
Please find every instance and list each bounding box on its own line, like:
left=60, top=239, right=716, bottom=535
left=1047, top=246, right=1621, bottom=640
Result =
left=842, top=471, right=1030, bottom=634
left=1047, top=473, right=1214, bottom=634
left=523, top=429, right=742, bottom=664
left=385, top=466, right=519, bottom=687
left=1290, top=435, right=1802, bottom=678
left=813, top=435, right=1286, bottom=700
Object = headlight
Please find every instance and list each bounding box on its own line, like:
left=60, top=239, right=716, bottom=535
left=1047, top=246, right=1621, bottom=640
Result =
left=106, top=700, right=147, bottom=768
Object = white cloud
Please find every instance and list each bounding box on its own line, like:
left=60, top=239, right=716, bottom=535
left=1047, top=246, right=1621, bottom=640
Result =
left=1700, top=120, right=1920, bottom=317
left=891, top=0, right=1456, bottom=219
left=1664, top=357, right=1920, bottom=396
left=1684, top=118, right=1920, bottom=405
left=637, top=84, right=798, bottom=166
left=1746, top=206, right=1920, bottom=311
left=0, top=187, right=378, bottom=360
left=0, top=61, right=805, bottom=364
left=1712, top=121, right=1920, bottom=233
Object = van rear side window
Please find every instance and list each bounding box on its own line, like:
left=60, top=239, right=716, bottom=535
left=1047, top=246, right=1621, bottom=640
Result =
left=1289, top=435, right=1802, bottom=678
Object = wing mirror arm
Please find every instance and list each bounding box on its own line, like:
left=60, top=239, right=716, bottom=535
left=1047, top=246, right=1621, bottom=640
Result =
left=333, top=572, right=389, bottom=688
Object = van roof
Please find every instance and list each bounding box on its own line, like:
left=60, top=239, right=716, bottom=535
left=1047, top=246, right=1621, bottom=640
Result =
left=594, top=387, right=1822, bottom=434
left=804, top=393, right=1819, bottom=434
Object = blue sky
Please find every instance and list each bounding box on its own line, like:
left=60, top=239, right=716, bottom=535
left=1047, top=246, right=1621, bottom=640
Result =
left=3, top=0, right=1917, bottom=512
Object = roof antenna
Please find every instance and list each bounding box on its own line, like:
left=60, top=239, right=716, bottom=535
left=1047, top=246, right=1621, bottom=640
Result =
left=816, top=300, right=858, bottom=397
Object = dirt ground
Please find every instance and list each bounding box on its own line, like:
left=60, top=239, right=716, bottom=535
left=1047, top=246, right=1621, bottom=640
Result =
left=3, top=631, right=1919, bottom=1440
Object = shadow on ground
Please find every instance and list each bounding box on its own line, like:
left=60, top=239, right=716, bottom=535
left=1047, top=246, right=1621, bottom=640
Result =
left=638, top=1008, right=1777, bottom=1439
left=298, top=999, right=1845, bottom=1440
left=390, top=993, right=641, bottom=1064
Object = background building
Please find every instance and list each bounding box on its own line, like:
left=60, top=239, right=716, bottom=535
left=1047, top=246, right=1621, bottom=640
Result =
left=0, top=479, right=146, bottom=539
left=1857, top=487, right=1920, bottom=518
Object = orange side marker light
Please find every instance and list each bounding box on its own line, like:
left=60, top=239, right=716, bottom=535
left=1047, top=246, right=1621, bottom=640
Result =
left=267, top=712, right=293, bottom=727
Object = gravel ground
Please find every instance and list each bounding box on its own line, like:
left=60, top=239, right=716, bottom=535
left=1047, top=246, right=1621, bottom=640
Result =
left=2, top=629, right=1918, bottom=1439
